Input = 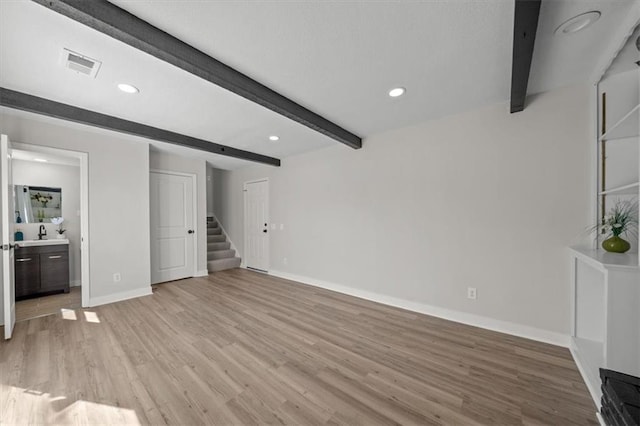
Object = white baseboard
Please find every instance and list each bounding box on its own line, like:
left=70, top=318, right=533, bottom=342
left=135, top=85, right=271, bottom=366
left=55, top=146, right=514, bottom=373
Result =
left=569, top=342, right=602, bottom=408
left=88, top=286, right=152, bottom=308
left=70, top=280, right=81, bottom=288
left=195, top=270, right=209, bottom=277
left=269, top=270, right=570, bottom=348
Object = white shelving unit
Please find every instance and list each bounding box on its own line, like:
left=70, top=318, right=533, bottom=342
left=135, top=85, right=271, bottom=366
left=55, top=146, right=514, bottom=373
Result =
left=570, top=20, right=640, bottom=411
left=569, top=247, right=639, bottom=405
left=598, top=102, right=640, bottom=208
left=600, top=103, right=640, bottom=142
left=598, top=181, right=640, bottom=196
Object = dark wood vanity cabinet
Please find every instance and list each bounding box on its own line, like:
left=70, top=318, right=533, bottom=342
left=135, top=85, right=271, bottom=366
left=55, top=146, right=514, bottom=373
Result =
left=15, top=244, right=69, bottom=299
left=15, top=255, right=40, bottom=298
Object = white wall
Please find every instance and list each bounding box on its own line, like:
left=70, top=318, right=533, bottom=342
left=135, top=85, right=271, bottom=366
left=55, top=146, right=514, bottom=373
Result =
left=218, top=83, right=593, bottom=339
left=206, top=165, right=214, bottom=217
left=150, top=150, right=208, bottom=274
left=0, top=109, right=152, bottom=305
left=0, top=154, right=3, bottom=323
left=12, top=160, right=82, bottom=285
left=210, top=167, right=226, bottom=221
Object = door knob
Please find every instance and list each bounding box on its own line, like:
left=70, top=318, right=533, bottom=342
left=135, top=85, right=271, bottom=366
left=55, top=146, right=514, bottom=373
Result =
left=263, top=229, right=267, bottom=233
left=188, top=229, right=194, bottom=234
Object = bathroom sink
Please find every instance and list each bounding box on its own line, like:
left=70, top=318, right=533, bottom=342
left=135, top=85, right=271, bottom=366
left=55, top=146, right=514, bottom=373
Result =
left=16, top=239, right=69, bottom=247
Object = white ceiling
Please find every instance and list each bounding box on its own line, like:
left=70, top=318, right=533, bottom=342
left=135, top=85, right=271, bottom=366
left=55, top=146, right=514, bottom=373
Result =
left=529, top=0, right=637, bottom=94
left=603, top=24, right=640, bottom=78
left=110, top=0, right=515, bottom=138
left=0, top=0, right=637, bottom=170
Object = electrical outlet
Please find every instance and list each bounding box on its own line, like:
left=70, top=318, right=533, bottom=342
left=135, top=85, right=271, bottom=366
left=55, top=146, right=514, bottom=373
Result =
left=283, top=257, right=288, bottom=265
left=467, top=287, right=477, bottom=300
left=113, top=273, right=121, bottom=283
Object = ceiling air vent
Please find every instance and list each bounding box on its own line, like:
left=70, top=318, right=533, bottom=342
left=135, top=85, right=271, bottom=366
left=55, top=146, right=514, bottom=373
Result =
left=59, top=48, right=101, bottom=78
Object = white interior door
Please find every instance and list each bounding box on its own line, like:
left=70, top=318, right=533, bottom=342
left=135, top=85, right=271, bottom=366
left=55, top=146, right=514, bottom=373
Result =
left=1, top=134, right=16, bottom=339
left=150, top=171, right=195, bottom=284
left=244, top=179, right=269, bottom=271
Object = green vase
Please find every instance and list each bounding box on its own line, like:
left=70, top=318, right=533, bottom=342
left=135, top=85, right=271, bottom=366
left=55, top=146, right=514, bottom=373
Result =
left=601, top=236, right=631, bottom=253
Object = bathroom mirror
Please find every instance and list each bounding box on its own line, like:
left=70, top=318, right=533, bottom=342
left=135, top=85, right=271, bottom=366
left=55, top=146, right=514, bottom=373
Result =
left=14, top=185, right=62, bottom=223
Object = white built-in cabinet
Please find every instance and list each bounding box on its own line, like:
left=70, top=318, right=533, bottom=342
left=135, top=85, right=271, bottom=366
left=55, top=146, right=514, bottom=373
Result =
left=569, top=21, right=640, bottom=411
left=569, top=248, right=639, bottom=405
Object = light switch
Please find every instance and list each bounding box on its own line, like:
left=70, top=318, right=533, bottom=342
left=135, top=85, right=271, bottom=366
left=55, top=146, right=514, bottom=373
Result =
left=280, top=224, right=284, bottom=230
left=271, top=223, right=276, bottom=230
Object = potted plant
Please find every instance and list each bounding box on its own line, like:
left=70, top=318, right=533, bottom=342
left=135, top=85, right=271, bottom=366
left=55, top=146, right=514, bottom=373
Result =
left=51, top=217, right=66, bottom=239
left=596, top=199, right=638, bottom=253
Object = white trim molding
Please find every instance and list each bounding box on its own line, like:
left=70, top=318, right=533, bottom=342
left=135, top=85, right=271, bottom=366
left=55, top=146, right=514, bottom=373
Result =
left=11, top=142, right=90, bottom=308
left=195, top=269, right=209, bottom=277
left=569, top=345, right=602, bottom=408
left=88, top=286, right=152, bottom=308
left=269, top=270, right=570, bottom=348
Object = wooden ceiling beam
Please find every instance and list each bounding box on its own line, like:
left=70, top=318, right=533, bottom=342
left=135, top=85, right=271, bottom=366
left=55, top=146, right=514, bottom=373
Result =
left=0, top=88, right=281, bottom=167
left=510, top=0, right=541, bottom=113
left=32, top=0, right=362, bottom=149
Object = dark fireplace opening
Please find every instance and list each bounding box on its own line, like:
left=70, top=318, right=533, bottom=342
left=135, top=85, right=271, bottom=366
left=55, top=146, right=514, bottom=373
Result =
left=600, top=369, right=640, bottom=426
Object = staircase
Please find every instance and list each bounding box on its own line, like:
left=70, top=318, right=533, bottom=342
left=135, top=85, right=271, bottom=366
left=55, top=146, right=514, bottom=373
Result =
left=207, top=218, right=241, bottom=272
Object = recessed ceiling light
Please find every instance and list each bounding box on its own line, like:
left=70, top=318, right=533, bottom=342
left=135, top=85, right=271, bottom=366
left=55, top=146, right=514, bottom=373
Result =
left=388, top=87, right=406, bottom=98
left=269, top=135, right=280, bottom=141
left=33, top=158, right=48, bottom=163
left=117, top=83, right=140, bottom=94
left=555, top=11, right=601, bottom=35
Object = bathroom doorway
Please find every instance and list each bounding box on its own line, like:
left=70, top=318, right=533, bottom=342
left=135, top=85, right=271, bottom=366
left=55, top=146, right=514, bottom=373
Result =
left=10, top=143, right=89, bottom=321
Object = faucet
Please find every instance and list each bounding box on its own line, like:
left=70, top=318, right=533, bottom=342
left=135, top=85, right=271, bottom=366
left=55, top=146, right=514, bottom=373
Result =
left=38, top=224, right=47, bottom=240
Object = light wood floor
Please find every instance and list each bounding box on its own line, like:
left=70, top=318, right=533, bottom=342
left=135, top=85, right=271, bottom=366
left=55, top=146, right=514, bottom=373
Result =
left=0, top=269, right=596, bottom=425
left=15, top=287, right=82, bottom=322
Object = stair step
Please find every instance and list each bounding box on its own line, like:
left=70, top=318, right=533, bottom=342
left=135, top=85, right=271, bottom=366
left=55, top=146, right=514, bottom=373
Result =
left=207, top=221, right=218, bottom=228
left=208, top=249, right=235, bottom=261
left=208, top=241, right=230, bottom=251
left=207, top=234, right=226, bottom=243
left=208, top=257, right=241, bottom=272
left=207, top=227, right=222, bottom=235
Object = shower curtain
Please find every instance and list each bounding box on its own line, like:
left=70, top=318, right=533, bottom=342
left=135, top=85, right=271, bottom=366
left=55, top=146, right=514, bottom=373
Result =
left=14, top=185, right=34, bottom=223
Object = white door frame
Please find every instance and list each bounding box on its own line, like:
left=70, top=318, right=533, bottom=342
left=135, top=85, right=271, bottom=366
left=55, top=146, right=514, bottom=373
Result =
left=11, top=143, right=90, bottom=308
left=150, top=169, right=198, bottom=279
left=2, top=134, right=15, bottom=338
left=244, top=178, right=269, bottom=272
